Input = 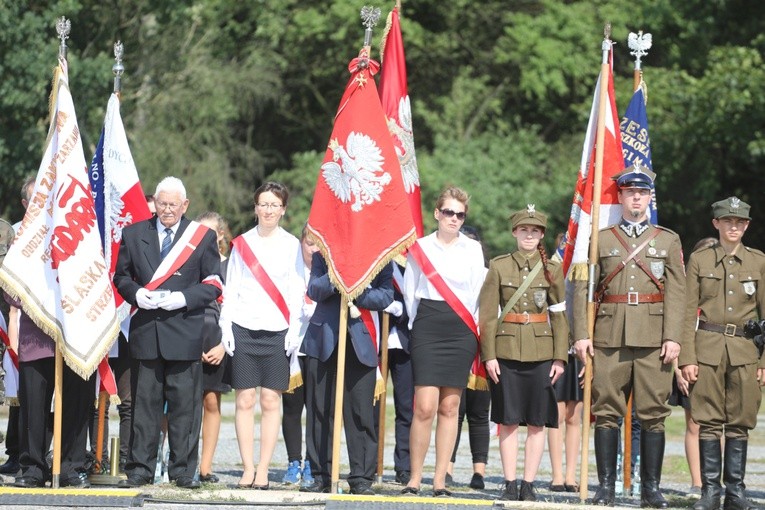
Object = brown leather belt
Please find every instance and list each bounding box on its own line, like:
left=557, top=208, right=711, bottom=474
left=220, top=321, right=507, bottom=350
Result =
left=600, top=293, right=664, bottom=305
left=503, top=312, right=548, bottom=324
left=697, top=320, right=746, bottom=338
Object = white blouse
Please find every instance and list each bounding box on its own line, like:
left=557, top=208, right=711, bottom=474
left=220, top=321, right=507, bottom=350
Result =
left=403, top=232, right=486, bottom=330
left=220, top=226, right=304, bottom=333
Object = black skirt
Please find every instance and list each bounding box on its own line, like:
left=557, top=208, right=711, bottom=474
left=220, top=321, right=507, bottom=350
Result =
left=668, top=374, right=690, bottom=409
left=490, top=359, right=558, bottom=428
left=410, top=299, right=476, bottom=388
left=553, top=353, right=583, bottom=402
left=230, top=323, right=289, bottom=391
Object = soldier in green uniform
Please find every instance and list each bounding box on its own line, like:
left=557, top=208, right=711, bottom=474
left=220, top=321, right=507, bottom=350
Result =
left=479, top=205, right=569, bottom=502
left=572, top=164, right=685, bottom=508
left=680, top=197, right=765, bottom=510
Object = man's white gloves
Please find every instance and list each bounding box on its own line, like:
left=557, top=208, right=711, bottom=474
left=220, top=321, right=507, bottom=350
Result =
left=135, top=288, right=158, bottom=310
left=156, top=291, right=187, bottom=311
left=384, top=300, right=404, bottom=317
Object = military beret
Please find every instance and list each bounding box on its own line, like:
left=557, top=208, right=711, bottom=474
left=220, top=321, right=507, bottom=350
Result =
left=712, top=196, right=751, bottom=220
left=510, top=204, right=547, bottom=229
left=613, top=162, right=656, bottom=190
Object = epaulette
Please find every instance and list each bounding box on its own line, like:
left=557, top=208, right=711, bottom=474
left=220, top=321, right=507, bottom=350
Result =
left=490, top=253, right=513, bottom=263
left=744, top=246, right=765, bottom=257
left=653, top=224, right=680, bottom=236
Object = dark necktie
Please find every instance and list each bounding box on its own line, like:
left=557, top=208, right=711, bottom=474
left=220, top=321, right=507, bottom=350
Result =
left=160, top=227, right=172, bottom=260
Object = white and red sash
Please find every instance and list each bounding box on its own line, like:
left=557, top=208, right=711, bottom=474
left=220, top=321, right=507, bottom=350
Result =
left=408, top=241, right=487, bottom=389
left=129, top=221, right=220, bottom=315
left=231, top=236, right=290, bottom=323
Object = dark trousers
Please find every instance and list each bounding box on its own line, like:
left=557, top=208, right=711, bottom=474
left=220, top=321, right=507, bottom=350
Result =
left=4, top=405, right=20, bottom=458
left=304, top=346, right=377, bottom=486
left=89, top=339, right=132, bottom=462
left=451, top=387, right=491, bottom=464
left=126, top=358, right=201, bottom=482
left=387, top=348, right=413, bottom=473
left=282, top=356, right=306, bottom=462
left=18, top=358, right=93, bottom=481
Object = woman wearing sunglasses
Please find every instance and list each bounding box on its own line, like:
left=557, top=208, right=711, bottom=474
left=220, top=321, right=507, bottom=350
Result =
left=478, top=206, right=569, bottom=501
left=401, top=186, right=487, bottom=497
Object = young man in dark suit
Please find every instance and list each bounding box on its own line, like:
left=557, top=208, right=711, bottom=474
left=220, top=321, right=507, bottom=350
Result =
left=113, top=176, right=221, bottom=489
left=300, top=252, right=393, bottom=494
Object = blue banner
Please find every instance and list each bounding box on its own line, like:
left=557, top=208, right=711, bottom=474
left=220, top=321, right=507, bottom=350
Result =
left=88, top=128, right=106, bottom=246
left=620, top=87, right=657, bottom=223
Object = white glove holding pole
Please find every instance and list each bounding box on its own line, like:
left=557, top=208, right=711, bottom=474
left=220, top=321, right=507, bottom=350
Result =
left=383, top=300, right=403, bottom=317
left=135, top=288, right=159, bottom=310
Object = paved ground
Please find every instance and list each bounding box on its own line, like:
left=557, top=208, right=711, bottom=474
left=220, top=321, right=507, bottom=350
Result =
left=0, top=392, right=763, bottom=509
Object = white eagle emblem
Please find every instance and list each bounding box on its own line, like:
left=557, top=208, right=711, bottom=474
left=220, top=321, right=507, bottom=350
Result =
left=108, top=184, right=132, bottom=244
left=386, top=95, right=420, bottom=193
left=322, top=132, right=391, bottom=212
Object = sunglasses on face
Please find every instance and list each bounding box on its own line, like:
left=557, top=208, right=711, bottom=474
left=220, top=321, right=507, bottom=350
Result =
left=439, top=208, right=466, bottom=221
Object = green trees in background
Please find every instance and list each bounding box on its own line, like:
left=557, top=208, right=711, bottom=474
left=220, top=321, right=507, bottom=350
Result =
left=1, top=0, right=763, bottom=257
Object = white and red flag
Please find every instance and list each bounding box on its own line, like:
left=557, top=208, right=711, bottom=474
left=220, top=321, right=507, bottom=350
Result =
left=87, top=93, right=151, bottom=396
left=379, top=5, right=423, bottom=238
left=560, top=48, right=624, bottom=278
left=89, top=94, right=152, bottom=322
left=307, top=47, right=416, bottom=299
left=0, top=58, right=120, bottom=378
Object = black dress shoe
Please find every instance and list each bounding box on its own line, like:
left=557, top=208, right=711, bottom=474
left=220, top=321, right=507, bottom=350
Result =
left=14, top=476, right=45, bottom=488
left=175, top=476, right=201, bottom=489
left=60, top=472, right=91, bottom=488
left=400, top=486, right=419, bottom=495
left=395, top=470, right=411, bottom=485
left=117, top=475, right=150, bottom=488
left=299, top=479, right=329, bottom=493
left=349, top=481, right=374, bottom=495
left=199, top=473, right=219, bottom=483
left=0, top=457, right=21, bottom=474
left=251, top=481, right=270, bottom=490
left=433, top=488, right=452, bottom=498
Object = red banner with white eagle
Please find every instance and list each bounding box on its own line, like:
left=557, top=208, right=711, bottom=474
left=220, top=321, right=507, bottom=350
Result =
left=0, top=58, right=120, bottom=378
left=307, top=47, right=416, bottom=299
left=379, top=6, right=423, bottom=238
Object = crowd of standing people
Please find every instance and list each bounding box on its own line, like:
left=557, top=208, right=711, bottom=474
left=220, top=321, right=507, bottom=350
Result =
left=0, top=166, right=763, bottom=507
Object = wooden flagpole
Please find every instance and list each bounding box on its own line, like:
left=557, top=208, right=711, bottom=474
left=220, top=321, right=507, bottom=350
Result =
left=329, top=6, right=383, bottom=494
left=93, top=41, right=125, bottom=478
left=376, top=312, right=390, bottom=483
left=50, top=17, right=72, bottom=490
left=580, top=23, right=613, bottom=502
left=623, top=30, right=651, bottom=494
left=330, top=296, right=350, bottom=493
left=622, top=61, right=642, bottom=497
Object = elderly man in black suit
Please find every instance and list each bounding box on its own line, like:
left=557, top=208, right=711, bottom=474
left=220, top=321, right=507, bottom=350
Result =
left=114, top=176, right=222, bottom=489
left=299, top=252, right=393, bottom=495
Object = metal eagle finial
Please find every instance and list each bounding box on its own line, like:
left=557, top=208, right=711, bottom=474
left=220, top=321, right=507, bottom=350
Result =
left=628, top=30, right=653, bottom=70
left=601, top=22, right=613, bottom=64
left=56, top=16, right=71, bottom=59
left=360, top=5, right=381, bottom=48
left=113, top=41, right=125, bottom=93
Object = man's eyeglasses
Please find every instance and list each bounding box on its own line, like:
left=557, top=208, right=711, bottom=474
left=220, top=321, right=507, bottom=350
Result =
left=257, top=203, right=284, bottom=210
left=156, top=202, right=182, bottom=210
left=439, top=208, right=466, bottom=221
